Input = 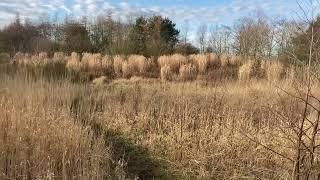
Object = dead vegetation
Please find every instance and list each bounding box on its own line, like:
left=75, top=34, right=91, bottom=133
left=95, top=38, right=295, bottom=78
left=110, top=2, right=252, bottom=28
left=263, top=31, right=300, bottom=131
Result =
left=0, top=55, right=319, bottom=179
left=11, top=52, right=293, bottom=83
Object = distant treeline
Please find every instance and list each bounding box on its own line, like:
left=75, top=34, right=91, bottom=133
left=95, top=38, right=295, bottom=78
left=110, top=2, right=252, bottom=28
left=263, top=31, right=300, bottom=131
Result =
left=0, top=14, right=199, bottom=57
left=0, top=12, right=320, bottom=64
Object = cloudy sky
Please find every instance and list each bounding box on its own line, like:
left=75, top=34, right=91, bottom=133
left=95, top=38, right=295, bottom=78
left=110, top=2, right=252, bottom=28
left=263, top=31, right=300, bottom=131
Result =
left=0, top=0, right=307, bottom=30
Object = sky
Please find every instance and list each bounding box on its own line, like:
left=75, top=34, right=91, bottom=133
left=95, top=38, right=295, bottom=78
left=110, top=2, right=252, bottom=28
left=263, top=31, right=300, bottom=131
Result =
left=0, top=0, right=309, bottom=39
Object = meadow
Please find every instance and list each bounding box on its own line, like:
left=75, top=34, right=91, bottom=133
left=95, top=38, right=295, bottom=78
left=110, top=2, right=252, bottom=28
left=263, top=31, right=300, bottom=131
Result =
left=0, top=52, right=319, bottom=179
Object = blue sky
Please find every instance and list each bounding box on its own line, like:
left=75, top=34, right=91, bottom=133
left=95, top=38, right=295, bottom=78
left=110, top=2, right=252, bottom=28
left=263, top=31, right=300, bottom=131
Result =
left=0, top=0, right=305, bottom=34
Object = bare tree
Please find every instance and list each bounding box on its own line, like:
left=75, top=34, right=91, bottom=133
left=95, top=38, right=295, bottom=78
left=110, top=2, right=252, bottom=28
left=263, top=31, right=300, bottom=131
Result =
left=234, top=11, right=272, bottom=59
left=197, top=24, right=207, bottom=54
left=208, top=25, right=232, bottom=55
left=180, top=20, right=189, bottom=44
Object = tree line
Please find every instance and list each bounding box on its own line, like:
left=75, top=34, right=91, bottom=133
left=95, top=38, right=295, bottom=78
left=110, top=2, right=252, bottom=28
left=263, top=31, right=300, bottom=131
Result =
left=0, top=14, right=191, bottom=57
left=0, top=11, right=318, bottom=64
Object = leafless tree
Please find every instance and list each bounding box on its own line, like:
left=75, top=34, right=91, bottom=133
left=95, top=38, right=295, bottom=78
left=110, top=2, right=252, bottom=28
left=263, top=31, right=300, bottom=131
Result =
left=197, top=24, right=207, bottom=53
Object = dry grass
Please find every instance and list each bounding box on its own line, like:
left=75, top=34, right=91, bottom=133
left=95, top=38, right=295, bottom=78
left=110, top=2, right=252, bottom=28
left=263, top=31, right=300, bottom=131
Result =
left=113, top=55, right=125, bottom=77
left=101, top=55, right=113, bottom=73
left=1, top=62, right=320, bottom=179
left=229, top=55, right=242, bottom=66
left=10, top=52, right=298, bottom=84
left=160, top=65, right=173, bottom=81
left=66, top=52, right=82, bottom=71
left=220, top=54, right=230, bottom=67
left=261, top=60, right=285, bottom=82
left=122, top=55, right=151, bottom=78
left=190, top=54, right=210, bottom=74
left=179, top=63, right=197, bottom=81
left=158, top=54, right=188, bottom=73
left=53, top=52, right=66, bottom=64
left=0, top=76, right=111, bottom=179
left=0, top=53, right=10, bottom=64
left=267, top=61, right=285, bottom=82
left=238, top=60, right=255, bottom=81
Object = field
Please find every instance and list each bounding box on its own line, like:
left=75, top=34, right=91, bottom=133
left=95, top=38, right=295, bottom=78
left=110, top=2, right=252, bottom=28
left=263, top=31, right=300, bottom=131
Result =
left=0, top=53, right=320, bottom=179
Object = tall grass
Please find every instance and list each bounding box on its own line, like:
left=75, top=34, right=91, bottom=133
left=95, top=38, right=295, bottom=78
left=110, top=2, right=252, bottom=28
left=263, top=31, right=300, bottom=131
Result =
left=0, top=75, right=111, bottom=179
left=1, top=61, right=319, bottom=179
left=11, top=52, right=295, bottom=83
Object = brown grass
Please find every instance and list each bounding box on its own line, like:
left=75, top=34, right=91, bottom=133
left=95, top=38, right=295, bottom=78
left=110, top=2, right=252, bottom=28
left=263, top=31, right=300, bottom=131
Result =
left=220, top=54, right=230, bottom=67
left=190, top=54, right=209, bottom=74
left=261, top=60, right=285, bottom=82
left=66, top=52, right=82, bottom=71
left=0, top=76, right=111, bottom=179
left=53, top=52, right=66, bottom=64
left=113, top=55, right=125, bottom=77
left=160, top=65, right=173, bottom=81
left=158, top=54, right=188, bottom=73
left=101, top=55, right=113, bottom=73
left=238, top=60, right=255, bottom=81
left=1, top=62, right=319, bottom=179
left=179, top=63, right=197, bottom=81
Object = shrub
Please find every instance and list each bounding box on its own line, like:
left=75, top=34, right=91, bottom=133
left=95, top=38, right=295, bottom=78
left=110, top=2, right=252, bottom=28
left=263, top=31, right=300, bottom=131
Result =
left=179, top=63, right=197, bottom=81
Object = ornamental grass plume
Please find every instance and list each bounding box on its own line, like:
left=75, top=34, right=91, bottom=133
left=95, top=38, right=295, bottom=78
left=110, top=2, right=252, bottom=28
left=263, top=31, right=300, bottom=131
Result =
left=190, top=54, right=209, bottom=74
left=127, top=55, right=148, bottom=76
left=179, top=63, right=197, bottom=81
left=158, top=54, right=188, bottom=73
left=66, top=52, right=81, bottom=72
left=160, top=65, right=173, bottom=81
left=101, top=55, right=113, bottom=73
left=53, top=52, right=66, bottom=64
left=113, top=55, right=125, bottom=77
left=238, top=60, right=255, bottom=81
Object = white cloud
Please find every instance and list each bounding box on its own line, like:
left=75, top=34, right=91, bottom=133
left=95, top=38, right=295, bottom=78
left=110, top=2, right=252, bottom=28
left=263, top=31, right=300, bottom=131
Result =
left=0, top=0, right=298, bottom=28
